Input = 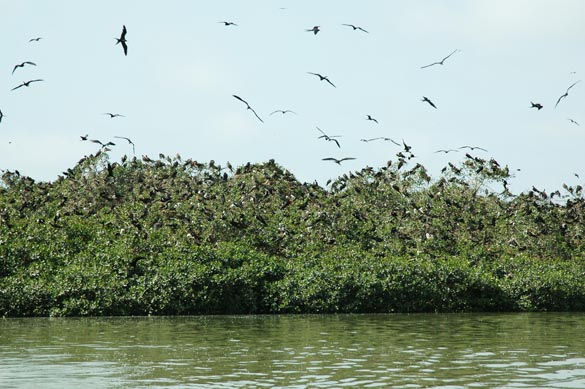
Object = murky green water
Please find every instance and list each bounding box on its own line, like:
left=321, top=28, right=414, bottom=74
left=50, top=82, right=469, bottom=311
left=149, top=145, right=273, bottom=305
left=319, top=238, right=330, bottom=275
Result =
left=1, top=313, right=585, bottom=388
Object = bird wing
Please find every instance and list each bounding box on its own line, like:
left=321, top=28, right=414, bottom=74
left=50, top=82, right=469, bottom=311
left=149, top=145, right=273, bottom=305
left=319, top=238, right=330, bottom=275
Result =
left=121, top=41, right=128, bottom=56
left=11, top=65, right=19, bottom=74
left=232, top=95, right=249, bottom=107
left=121, top=25, right=127, bottom=40
left=325, top=78, right=336, bottom=88
left=316, top=127, right=326, bottom=136
left=441, top=49, right=459, bottom=62
left=332, top=138, right=341, bottom=148
left=322, top=158, right=338, bottom=163
left=358, top=27, right=369, bottom=33
left=248, top=107, right=264, bottom=123
left=340, top=157, right=356, bottom=162
left=554, top=94, right=566, bottom=108
left=25, top=61, right=37, bottom=66
left=420, top=61, right=439, bottom=69
left=30, top=79, right=44, bottom=83
left=10, top=84, right=24, bottom=91
left=566, top=80, right=581, bottom=92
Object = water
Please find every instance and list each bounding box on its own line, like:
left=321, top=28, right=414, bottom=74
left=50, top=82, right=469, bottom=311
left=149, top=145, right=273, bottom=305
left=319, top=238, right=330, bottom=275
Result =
left=1, top=313, right=585, bottom=388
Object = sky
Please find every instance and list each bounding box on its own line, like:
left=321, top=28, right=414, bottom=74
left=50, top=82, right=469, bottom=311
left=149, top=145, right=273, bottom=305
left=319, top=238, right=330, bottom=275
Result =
left=0, top=1, right=584, bottom=194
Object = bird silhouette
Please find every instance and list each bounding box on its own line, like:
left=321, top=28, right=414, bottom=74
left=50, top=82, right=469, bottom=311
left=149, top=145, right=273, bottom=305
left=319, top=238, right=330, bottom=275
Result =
left=218, top=21, right=238, bottom=26
left=233, top=95, right=264, bottom=122
left=11, top=79, right=43, bottom=91
left=322, top=157, right=356, bottom=165
left=459, top=145, right=488, bottom=152
left=530, top=102, right=543, bottom=110
left=308, top=72, right=336, bottom=88
left=421, top=96, right=437, bottom=109
left=103, top=112, right=125, bottom=118
left=421, top=49, right=459, bottom=69
left=306, top=26, right=320, bottom=35
left=568, top=118, right=580, bottom=126
left=12, top=61, right=37, bottom=75
left=555, top=80, right=581, bottom=108
left=435, top=149, right=459, bottom=154
left=342, top=24, right=369, bottom=33
left=366, top=115, right=378, bottom=123
left=80, top=134, right=89, bottom=141
left=270, top=109, right=297, bottom=115
left=115, top=25, right=128, bottom=56
left=317, top=127, right=341, bottom=148
left=402, top=139, right=412, bottom=153
left=0, top=109, right=3, bottom=124
left=29, top=37, right=42, bottom=42
left=114, top=136, right=136, bottom=154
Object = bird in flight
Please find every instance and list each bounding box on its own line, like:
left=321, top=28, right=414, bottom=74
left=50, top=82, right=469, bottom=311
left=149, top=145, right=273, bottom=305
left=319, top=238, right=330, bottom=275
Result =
left=366, top=115, right=378, bottom=123
left=270, top=109, right=297, bottom=115
left=322, top=157, right=356, bottom=165
left=115, top=25, right=128, bottom=56
left=103, top=112, right=125, bottom=118
left=80, top=134, right=89, bottom=141
left=421, top=49, right=459, bottom=69
left=421, top=96, right=437, bottom=109
left=317, top=127, right=341, bottom=148
left=531, top=102, right=543, bottom=110
left=11, top=79, right=43, bottom=91
left=459, top=145, right=488, bottom=152
left=568, top=118, right=580, bottom=126
left=306, top=26, right=320, bottom=35
left=233, top=95, right=264, bottom=123
left=218, top=21, right=238, bottom=26
left=29, top=37, right=42, bottom=42
left=435, top=149, right=459, bottom=154
left=555, top=80, right=581, bottom=108
left=342, top=24, right=369, bottom=33
left=12, top=61, right=37, bottom=75
left=114, top=136, right=136, bottom=154
left=308, top=72, right=336, bottom=88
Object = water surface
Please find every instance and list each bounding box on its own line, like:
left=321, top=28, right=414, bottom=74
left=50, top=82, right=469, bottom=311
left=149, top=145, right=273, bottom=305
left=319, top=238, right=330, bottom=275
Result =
left=1, top=313, right=585, bottom=388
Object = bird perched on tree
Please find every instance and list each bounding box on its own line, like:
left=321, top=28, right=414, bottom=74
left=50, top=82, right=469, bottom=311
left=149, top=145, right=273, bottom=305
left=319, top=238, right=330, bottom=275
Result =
left=12, top=61, right=36, bottom=75
left=308, top=72, right=336, bottom=88
left=115, top=25, right=128, bottom=56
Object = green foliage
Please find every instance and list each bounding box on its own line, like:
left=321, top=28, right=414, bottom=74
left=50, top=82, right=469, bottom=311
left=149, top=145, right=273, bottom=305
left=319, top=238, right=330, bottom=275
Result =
left=1, top=153, right=584, bottom=316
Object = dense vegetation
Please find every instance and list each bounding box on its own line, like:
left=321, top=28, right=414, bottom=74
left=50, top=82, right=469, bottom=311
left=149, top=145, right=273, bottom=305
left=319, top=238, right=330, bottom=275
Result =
left=1, top=151, right=585, bottom=317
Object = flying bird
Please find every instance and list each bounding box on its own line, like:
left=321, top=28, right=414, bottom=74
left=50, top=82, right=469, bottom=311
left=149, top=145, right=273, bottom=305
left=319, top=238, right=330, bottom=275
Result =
left=233, top=95, right=264, bottom=122
left=306, top=26, right=320, bottom=35
left=103, top=112, right=125, bottom=118
left=115, top=25, right=128, bottom=56
left=114, top=136, right=136, bottom=154
left=435, top=149, right=459, bottom=154
left=530, top=102, right=543, bottom=110
left=11, top=79, right=43, bottom=91
left=29, top=37, right=42, bottom=42
left=421, top=49, right=459, bottom=69
left=366, top=115, right=378, bottom=123
left=307, top=72, right=336, bottom=87
left=555, top=80, right=581, bottom=108
left=459, top=145, right=488, bottom=152
left=270, top=109, right=297, bottom=115
left=12, top=61, right=37, bottom=75
left=317, top=127, right=341, bottom=148
left=421, top=96, right=437, bottom=109
left=342, top=24, right=369, bottom=33
left=360, top=137, right=400, bottom=145
left=218, top=21, right=238, bottom=26
left=568, top=118, right=580, bottom=126
left=80, top=134, right=89, bottom=141
left=322, top=157, right=356, bottom=165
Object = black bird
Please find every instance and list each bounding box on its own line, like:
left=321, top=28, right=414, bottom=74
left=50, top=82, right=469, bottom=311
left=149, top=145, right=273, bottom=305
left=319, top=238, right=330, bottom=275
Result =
left=114, top=136, right=136, bottom=154
left=531, top=102, right=543, bottom=110
left=306, top=26, right=320, bottom=35
left=568, top=118, right=580, bottom=126
left=555, top=80, right=581, bottom=108
left=366, top=115, right=378, bottom=123
left=402, top=139, right=412, bottom=153
left=421, top=49, right=459, bottom=69
left=80, top=134, right=89, bottom=141
left=233, top=95, right=264, bottom=122
left=270, top=109, right=297, bottom=115
left=12, top=61, right=36, bottom=75
left=11, top=79, right=43, bottom=91
left=317, top=127, right=341, bottom=148
left=342, top=24, right=369, bottom=33
left=435, top=149, right=459, bottom=154
left=103, top=112, right=125, bottom=118
left=322, top=157, right=356, bottom=165
left=459, top=145, right=488, bottom=152
left=29, top=37, right=42, bottom=42
left=421, top=96, right=437, bottom=109
left=218, top=21, right=238, bottom=26
left=115, top=25, right=128, bottom=56
left=308, top=72, right=336, bottom=88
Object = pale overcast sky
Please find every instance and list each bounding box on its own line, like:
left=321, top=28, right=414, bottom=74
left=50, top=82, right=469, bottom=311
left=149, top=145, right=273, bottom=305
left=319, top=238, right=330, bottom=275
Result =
left=1, top=1, right=583, bottom=193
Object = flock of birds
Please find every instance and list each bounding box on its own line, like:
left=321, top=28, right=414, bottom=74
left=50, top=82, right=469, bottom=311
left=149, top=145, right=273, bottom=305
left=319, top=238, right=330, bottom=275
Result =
left=0, top=15, right=582, bottom=185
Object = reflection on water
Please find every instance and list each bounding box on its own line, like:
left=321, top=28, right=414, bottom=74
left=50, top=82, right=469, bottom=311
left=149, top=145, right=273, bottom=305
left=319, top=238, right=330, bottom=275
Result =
left=1, top=313, right=585, bottom=388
